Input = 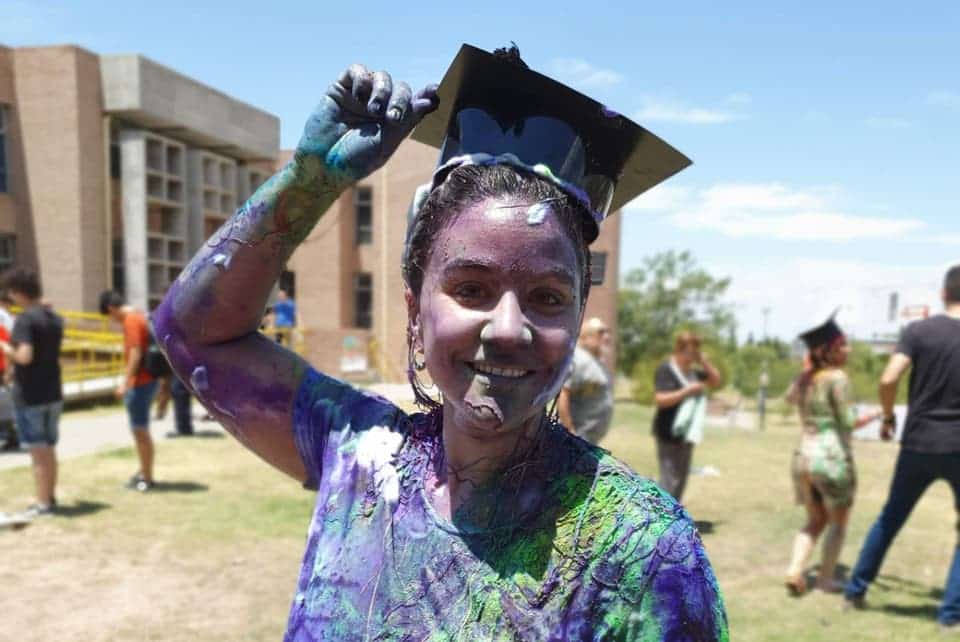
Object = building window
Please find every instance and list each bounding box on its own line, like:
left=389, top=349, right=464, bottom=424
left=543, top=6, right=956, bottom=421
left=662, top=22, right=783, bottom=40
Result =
left=355, top=186, right=372, bottom=245
left=110, top=142, right=122, bottom=179
left=354, top=272, right=372, bottom=328
left=0, top=105, right=8, bottom=193
left=112, top=238, right=125, bottom=297
left=590, top=251, right=608, bottom=285
left=0, top=235, right=14, bottom=272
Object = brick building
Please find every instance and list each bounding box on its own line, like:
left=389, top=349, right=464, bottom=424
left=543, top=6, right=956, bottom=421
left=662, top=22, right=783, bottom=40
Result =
left=0, top=44, right=620, bottom=385
left=0, top=44, right=278, bottom=311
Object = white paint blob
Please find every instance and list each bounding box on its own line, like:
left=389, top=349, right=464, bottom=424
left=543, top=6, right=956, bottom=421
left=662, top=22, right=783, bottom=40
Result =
left=355, top=425, right=403, bottom=506
left=212, top=253, right=232, bottom=270
left=526, top=202, right=550, bottom=225
left=190, top=365, right=209, bottom=392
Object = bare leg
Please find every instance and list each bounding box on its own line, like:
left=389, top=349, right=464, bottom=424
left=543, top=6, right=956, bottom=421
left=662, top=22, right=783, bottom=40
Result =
left=154, top=377, right=171, bottom=420
left=28, top=445, right=56, bottom=506
left=132, top=429, right=154, bottom=483
left=786, top=486, right=828, bottom=593
left=817, top=505, right=850, bottom=591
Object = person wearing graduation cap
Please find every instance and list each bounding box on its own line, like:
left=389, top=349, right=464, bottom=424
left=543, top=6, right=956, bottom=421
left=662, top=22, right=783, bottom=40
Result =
left=153, top=44, right=727, bottom=640
left=784, top=312, right=880, bottom=596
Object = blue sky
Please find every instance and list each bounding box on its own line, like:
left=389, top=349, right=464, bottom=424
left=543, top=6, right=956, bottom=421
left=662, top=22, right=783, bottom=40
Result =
left=4, top=1, right=957, bottom=340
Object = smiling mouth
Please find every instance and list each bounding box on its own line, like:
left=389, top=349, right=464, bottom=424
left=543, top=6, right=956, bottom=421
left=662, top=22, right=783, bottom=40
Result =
left=469, top=362, right=532, bottom=379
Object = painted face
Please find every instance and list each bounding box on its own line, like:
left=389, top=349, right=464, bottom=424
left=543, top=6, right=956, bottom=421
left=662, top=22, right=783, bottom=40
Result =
left=415, top=197, right=583, bottom=436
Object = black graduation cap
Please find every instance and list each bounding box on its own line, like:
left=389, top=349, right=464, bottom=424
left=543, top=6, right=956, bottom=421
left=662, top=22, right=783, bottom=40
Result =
left=411, top=44, right=691, bottom=243
left=798, top=309, right=845, bottom=350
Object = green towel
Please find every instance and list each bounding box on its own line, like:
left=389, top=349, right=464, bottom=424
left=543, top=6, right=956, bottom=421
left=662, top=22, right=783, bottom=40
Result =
left=669, top=359, right=707, bottom=444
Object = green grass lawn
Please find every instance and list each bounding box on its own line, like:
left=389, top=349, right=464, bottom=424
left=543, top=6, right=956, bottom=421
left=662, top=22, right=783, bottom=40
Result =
left=1, top=403, right=954, bottom=640
left=604, top=403, right=955, bottom=641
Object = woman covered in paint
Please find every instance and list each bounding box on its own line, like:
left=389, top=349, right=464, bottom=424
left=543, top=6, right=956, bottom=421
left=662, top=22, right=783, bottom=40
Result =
left=155, top=45, right=727, bottom=641
left=784, top=314, right=880, bottom=595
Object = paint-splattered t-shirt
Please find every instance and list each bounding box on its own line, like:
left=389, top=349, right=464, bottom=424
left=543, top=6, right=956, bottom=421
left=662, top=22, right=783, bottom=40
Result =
left=287, top=368, right=728, bottom=641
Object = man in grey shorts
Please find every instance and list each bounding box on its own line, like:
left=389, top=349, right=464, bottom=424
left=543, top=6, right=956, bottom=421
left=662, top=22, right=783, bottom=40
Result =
left=559, top=317, right=614, bottom=445
left=0, top=269, right=64, bottom=516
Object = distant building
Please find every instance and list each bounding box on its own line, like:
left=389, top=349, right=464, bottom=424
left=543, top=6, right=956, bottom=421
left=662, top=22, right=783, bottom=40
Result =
left=0, top=44, right=278, bottom=311
left=0, top=44, right=620, bottom=384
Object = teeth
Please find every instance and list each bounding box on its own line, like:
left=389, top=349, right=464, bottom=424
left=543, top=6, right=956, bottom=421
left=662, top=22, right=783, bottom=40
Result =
left=473, top=363, right=528, bottom=378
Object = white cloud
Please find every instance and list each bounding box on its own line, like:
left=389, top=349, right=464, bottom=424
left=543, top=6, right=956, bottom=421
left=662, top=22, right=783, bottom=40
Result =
left=865, top=116, right=911, bottom=129
left=549, top=58, right=623, bottom=88
left=716, top=258, right=947, bottom=341
left=626, top=182, right=925, bottom=242
left=927, top=90, right=960, bottom=109
left=626, top=184, right=690, bottom=211
left=634, top=96, right=741, bottom=124
left=724, top=92, right=752, bottom=106
left=929, top=234, right=960, bottom=246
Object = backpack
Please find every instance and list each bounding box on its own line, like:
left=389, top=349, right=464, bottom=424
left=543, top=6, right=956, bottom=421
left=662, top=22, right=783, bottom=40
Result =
left=140, top=328, right=172, bottom=378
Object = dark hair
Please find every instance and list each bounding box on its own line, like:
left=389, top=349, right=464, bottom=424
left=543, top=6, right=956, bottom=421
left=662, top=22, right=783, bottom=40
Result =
left=4, top=268, right=42, bottom=300
left=98, top=290, right=126, bottom=315
left=402, top=164, right=592, bottom=408
left=945, top=264, right=960, bottom=304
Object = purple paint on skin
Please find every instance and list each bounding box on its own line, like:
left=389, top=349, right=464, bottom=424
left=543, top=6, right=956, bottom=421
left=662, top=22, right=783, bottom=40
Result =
left=417, top=197, right=581, bottom=438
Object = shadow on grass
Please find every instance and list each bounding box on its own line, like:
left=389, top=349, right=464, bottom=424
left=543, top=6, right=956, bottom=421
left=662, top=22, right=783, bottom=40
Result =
left=55, top=500, right=110, bottom=518
left=695, top=520, right=723, bottom=535
left=165, top=430, right=224, bottom=440
left=151, top=481, right=209, bottom=494
left=880, top=603, right=940, bottom=619
left=876, top=573, right=945, bottom=600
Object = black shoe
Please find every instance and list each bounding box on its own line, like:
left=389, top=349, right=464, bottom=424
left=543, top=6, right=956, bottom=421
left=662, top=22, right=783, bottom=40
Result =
left=843, top=594, right=866, bottom=611
left=1, top=440, right=20, bottom=452
left=125, top=473, right=155, bottom=492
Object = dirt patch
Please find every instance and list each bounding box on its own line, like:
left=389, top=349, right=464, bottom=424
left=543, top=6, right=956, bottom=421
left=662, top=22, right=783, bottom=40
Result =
left=2, top=517, right=302, bottom=641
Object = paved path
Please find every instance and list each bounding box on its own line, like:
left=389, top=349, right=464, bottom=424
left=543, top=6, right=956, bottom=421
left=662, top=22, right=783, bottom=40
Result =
left=0, top=405, right=225, bottom=471
left=0, top=381, right=416, bottom=471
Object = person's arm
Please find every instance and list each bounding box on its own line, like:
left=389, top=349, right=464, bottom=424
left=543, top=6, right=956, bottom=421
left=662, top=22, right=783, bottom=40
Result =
left=698, top=352, right=723, bottom=389
left=654, top=387, right=697, bottom=409
left=558, top=387, right=575, bottom=433
left=0, top=340, right=32, bottom=366
left=118, top=346, right=141, bottom=393
left=153, top=66, right=437, bottom=482
left=878, top=352, right=911, bottom=440
left=654, top=362, right=703, bottom=409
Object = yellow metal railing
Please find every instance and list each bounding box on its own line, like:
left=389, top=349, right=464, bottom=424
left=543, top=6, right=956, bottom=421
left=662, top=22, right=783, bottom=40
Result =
left=10, top=307, right=307, bottom=385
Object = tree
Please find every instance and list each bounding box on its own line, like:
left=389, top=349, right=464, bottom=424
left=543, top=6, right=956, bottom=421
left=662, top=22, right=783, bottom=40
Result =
left=731, top=342, right=798, bottom=398
left=618, top=250, right=737, bottom=376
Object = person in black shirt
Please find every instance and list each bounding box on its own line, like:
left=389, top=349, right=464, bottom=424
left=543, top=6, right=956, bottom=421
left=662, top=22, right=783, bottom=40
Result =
left=0, top=269, right=64, bottom=516
left=652, top=330, right=722, bottom=500
left=845, top=265, right=960, bottom=630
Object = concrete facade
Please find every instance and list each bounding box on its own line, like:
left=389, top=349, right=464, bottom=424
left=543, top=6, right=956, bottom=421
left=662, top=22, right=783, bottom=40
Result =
left=0, top=44, right=279, bottom=311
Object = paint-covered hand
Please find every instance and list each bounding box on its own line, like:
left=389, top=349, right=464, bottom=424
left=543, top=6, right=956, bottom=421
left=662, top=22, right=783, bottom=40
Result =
left=295, top=65, right=439, bottom=187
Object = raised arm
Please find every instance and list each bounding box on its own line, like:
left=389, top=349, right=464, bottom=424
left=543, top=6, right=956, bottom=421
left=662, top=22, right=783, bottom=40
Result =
left=153, top=66, right=437, bottom=481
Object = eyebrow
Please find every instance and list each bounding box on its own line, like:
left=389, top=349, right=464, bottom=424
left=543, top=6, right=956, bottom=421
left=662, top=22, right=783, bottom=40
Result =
left=441, top=258, right=577, bottom=287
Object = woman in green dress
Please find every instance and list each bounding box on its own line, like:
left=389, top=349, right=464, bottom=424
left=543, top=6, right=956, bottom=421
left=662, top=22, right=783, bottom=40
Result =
left=784, top=315, right=880, bottom=595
